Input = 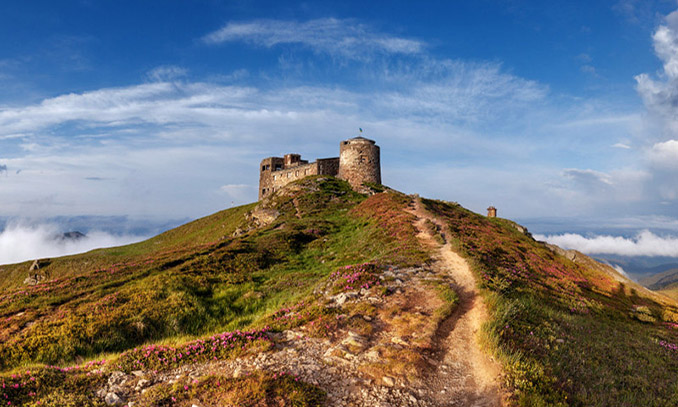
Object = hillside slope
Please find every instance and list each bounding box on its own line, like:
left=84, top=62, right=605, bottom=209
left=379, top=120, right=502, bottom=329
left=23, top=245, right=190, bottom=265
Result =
left=423, top=199, right=678, bottom=406
left=634, top=264, right=678, bottom=302
left=1, top=177, right=678, bottom=406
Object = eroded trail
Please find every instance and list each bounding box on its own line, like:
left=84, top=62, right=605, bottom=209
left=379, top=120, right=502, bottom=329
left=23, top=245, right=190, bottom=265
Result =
left=407, top=197, right=504, bottom=406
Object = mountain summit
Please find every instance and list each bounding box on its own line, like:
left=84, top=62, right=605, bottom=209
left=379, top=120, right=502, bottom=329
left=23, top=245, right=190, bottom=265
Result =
left=0, top=177, right=677, bottom=406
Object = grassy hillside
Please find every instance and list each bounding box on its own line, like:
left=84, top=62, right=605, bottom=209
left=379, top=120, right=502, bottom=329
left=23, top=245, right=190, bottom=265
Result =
left=0, top=176, right=431, bottom=406
left=3, top=179, right=678, bottom=406
left=423, top=199, right=678, bottom=406
left=657, top=284, right=678, bottom=302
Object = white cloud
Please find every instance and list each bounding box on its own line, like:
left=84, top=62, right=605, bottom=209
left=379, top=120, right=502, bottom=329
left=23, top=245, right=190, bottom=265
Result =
left=536, top=230, right=678, bottom=257
left=628, top=9, right=678, bottom=206
left=202, top=18, right=425, bottom=58
left=0, top=66, right=642, bottom=221
left=612, top=142, right=632, bottom=149
left=635, top=11, right=678, bottom=137
left=0, top=222, right=145, bottom=264
left=562, top=168, right=613, bottom=186
left=612, top=264, right=628, bottom=276
left=0, top=60, right=549, bottom=141
left=147, top=65, right=188, bottom=82
left=648, top=139, right=678, bottom=169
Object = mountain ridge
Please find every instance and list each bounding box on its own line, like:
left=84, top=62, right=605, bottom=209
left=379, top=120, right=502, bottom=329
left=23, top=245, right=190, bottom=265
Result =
left=1, top=176, right=677, bottom=406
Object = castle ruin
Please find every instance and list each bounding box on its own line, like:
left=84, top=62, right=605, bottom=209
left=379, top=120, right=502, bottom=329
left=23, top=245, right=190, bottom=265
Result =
left=259, top=136, right=381, bottom=200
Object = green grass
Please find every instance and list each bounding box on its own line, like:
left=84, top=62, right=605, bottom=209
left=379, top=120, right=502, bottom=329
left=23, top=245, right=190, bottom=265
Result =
left=0, top=177, right=431, bottom=405
left=6, top=179, right=676, bottom=406
left=423, top=198, right=678, bottom=406
left=0, top=177, right=436, bottom=406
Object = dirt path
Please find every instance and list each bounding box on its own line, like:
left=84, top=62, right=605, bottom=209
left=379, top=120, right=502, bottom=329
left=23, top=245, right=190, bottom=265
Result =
left=407, top=197, right=505, bottom=406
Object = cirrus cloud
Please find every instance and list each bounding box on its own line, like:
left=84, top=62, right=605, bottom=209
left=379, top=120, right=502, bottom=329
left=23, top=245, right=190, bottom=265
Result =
left=202, top=18, right=425, bottom=58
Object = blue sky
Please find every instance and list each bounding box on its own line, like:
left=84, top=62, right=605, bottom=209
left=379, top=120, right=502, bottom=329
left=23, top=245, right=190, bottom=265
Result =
left=3, top=0, right=678, bottom=257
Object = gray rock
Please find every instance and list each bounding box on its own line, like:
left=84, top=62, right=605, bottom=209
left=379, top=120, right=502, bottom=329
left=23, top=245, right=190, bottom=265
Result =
left=108, top=371, right=126, bottom=386
left=104, top=392, right=124, bottom=406
left=284, top=330, right=298, bottom=341
left=335, top=293, right=348, bottom=305
left=23, top=274, right=46, bottom=286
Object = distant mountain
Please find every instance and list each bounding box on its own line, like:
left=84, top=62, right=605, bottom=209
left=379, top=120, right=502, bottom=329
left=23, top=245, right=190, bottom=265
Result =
left=60, top=231, right=86, bottom=241
left=640, top=268, right=678, bottom=290
left=594, top=255, right=678, bottom=281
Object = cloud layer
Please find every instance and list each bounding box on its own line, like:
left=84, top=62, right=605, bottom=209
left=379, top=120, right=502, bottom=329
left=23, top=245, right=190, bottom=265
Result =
left=0, top=55, right=574, bottom=220
left=535, top=230, right=678, bottom=257
left=0, top=223, right=145, bottom=264
left=0, top=16, right=662, bottom=230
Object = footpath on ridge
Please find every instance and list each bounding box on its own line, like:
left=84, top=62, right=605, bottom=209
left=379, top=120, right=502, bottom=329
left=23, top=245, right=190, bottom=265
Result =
left=406, top=197, right=505, bottom=406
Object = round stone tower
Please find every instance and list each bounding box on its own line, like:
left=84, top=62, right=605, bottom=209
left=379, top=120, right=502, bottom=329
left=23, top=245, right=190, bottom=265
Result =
left=338, top=136, right=381, bottom=190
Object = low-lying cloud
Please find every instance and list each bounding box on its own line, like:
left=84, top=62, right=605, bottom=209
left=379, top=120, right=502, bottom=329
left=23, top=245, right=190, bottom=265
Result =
left=0, top=223, right=146, bottom=265
left=535, top=230, right=678, bottom=257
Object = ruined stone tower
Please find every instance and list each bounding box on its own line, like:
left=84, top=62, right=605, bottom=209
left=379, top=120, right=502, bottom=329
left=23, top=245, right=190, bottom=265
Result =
left=258, top=135, right=381, bottom=200
left=487, top=206, right=497, bottom=218
left=338, top=136, right=381, bottom=191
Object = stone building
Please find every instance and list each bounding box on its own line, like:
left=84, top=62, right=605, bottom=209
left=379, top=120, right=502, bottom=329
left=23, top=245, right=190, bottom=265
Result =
left=487, top=206, right=497, bottom=218
left=259, top=136, right=381, bottom=200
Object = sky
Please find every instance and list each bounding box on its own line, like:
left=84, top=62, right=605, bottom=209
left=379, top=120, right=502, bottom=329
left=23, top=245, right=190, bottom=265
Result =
left=3, top=0, right=678, bottom=260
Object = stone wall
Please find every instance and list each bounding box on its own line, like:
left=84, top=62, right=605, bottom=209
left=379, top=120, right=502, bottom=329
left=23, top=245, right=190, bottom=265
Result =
left=259, top=156, right=340, bottom=200
left=317, top=157, right=340, bottom=176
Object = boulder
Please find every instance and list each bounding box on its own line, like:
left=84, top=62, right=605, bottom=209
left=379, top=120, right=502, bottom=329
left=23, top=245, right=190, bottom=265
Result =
left=104, top=392, right=124, bottom=406
left=23, top=274, right=46, bottom=286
